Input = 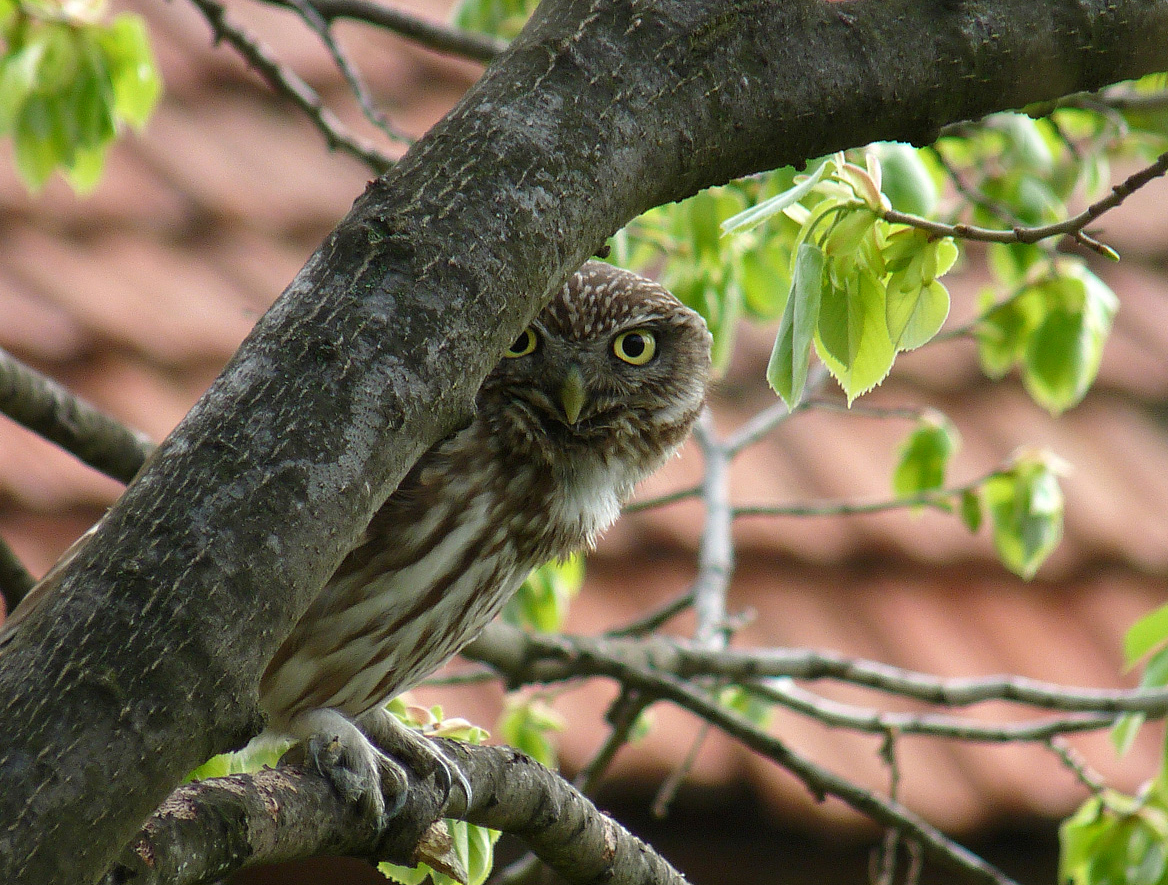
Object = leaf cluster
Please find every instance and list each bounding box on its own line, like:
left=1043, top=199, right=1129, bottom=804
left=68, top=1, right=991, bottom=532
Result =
left=0, top=0, right=159, bottom=191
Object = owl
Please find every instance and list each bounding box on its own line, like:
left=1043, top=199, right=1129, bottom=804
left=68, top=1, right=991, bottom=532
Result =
left=258, top=260, right=713, bottom=818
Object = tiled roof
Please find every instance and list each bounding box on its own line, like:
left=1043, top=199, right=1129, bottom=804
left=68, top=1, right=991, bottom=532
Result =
left=2, top=0, right=1166, bottom=839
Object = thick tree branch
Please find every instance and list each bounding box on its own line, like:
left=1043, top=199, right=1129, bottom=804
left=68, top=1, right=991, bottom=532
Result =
left=104, top=743, right=687, bottom=885
left=5, top=1, right=1168, bottom=882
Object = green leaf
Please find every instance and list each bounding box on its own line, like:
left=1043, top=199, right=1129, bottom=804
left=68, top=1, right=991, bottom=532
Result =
left=14, top=92, right=70, bottom=190
left=814, top=269, right=896, bottom=404
left=872, top=142, right=939, bottom=216
left=503, top=556, right=583, bottom=632
left=719, top=685, right=773, bottom=728
left=720, top=160, right=829, bottom=235
left=1111, top=711, right=1147, bottom=757
left=498, top=696, right=564, bottom=769
left=1124, top=604, right=1168, bottom=668
left=986, top=241, right=1046, bottom=287
left=959, top=488, right=983, bottom=533
left=449, top=0, right=534, bottom=38
left=94, top=13, right=161, bottom=129
left=1112, top=645, right=1168, bottom=755
left=0, top=39, right=48, bottom=132
left=892, top=414, right=960, bottom=497
left=997, top=113, right=1054, bottom=174
left=739, top=240, right=790, bottom=320
left=976, top=287, right=1045, bottom=379
left=1022, top=266, right=1118, bottom=414
left=767, top=242, right=823, bottom=407
left=982, top=456, right=1064, bottom=579
left=887, top=277, right=950, bottom=351
left=823, top=206, right=877, bottom=260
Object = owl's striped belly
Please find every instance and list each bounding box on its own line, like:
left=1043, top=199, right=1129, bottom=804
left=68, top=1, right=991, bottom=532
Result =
left=258, top=501, right=526, bottom=729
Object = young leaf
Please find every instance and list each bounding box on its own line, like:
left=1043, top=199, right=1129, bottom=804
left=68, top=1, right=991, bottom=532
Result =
left=982, top=456, right=1065, bottom=579
left=814, top=270, right=896, bottom=404
left=959, top=488, right=983, bottom=533
left=95, top=13, right=161, bottom=129
left=720, top=160, right=830, bottom=236
left=892, top=414, right=960, bottom=497
left=1124, top=603, right=1168, bottom=668
left=1022, top=267, right=1118, bottom=414
left=872, top=142, right=939, bottom=216
left=767, top=242, right=823, bottom=407
left=887, top=278, right=950, bottom=351
left=976, top=288, right=1043, bottom=379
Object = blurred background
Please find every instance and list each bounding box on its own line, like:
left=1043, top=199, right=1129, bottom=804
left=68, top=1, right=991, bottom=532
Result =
left=2, top=1, right=1167, bottom=882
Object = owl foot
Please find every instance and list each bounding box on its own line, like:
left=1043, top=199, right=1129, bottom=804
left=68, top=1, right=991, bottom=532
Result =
left=291, top=708, right=408, bottom=825
left=358, top=706, right=473, bottom=811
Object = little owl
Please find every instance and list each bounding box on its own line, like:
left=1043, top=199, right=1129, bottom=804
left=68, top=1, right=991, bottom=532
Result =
left=258, top=260, right=713, bottom=819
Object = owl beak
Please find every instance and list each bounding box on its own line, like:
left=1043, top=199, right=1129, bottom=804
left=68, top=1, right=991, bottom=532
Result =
left=559, top=365, right=587, bottom=425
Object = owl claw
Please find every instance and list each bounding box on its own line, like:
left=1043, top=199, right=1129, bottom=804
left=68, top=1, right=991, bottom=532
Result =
left=289, top=707, right=469, bottom=826
left=358, top=707, right=472, bottom=810
left=292, top=709, right=406, bottom=825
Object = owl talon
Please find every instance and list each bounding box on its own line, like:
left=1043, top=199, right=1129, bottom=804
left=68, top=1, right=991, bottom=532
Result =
left=359, top=707, right=472, bottom=809
left=293, top=709, right=407, bottom=825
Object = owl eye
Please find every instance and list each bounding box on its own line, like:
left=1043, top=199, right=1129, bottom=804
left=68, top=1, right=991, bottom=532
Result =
left=612, top=329, right=656, bottom=365
left=505, top=327, right=538, bottom=358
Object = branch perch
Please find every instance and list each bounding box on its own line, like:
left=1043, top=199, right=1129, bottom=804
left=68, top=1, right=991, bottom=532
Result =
left=104, top=742, right=687, bottom=885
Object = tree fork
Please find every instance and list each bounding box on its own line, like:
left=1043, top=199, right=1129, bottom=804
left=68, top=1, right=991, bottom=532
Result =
left=2, top=1, right=1167, bottom=881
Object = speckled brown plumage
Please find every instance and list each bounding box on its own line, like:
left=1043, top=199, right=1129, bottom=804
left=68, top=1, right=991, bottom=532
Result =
left=258, top=261, right=711, bottom=806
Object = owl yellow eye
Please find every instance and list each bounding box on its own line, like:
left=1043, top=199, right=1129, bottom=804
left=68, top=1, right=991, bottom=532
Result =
left=612, top=329, right=656, bottom=365
left=505, top=328, right=538, bottom=358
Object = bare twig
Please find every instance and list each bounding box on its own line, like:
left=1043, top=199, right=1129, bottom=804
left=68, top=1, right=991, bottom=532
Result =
left=722, top=362, right=827, bottom=455
left=690, top=409, right=734, bottom=647
left=1046, top=737, right=1109, bottom=795
left=605, top=589, right=695, bottom=637
left=623, top=484, right=701, bottom=513
left=263, top=0, right=506, bottom=64
left=752, top=679, right=1118, bottom=742
left=188, top=0, right=395, bottom=172
left=281, top=0, right=415, bottom=145
left=0, top=346, right=154, bottom=484
left=574, top=688, right=652, bottom=796
left=882, top=151, right=1168, bottom=258
left=465, top=625, right=1168, bottom=719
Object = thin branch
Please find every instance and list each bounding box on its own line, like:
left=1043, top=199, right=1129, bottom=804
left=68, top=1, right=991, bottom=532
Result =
left=582, top=656, right=1018, bottom=885
left=723, top=362, right=827, bottom=455
left=752, top=679, right=1118, bottom=742
left=622, top=484, right=701, bottom=513
left=464, top=625, right=1168, bottom=719
left=882, top=150, right=1168, bottom=258
left=262, top=0, right=506, bottom=64
left=1046, top=737, right=1109, bottom=795
left=0, top=346, right=153, bottom=484
left=0, top=535, right=36, bottom=615
left=188, top=0, right=395, bottom=173
left=690, top=409, right=733, bottom=647
left=733, top=489, right=958, bottom=520
left=605, top=589, right=694, bottom=637
left=281, top=0, right=414, bottom=145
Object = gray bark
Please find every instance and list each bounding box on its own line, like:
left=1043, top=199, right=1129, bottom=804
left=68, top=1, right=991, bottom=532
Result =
left=2, top=0, right=1167, bottom=882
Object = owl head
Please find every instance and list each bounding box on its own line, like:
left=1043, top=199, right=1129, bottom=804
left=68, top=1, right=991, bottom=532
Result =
left=480, top=261, right=712, bottom=471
